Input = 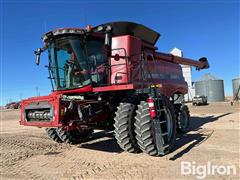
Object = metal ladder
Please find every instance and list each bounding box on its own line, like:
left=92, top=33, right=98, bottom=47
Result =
left=150, top=86, right=170, bottom=155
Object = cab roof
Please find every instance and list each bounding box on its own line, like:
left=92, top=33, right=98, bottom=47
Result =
left=94, top=21, right=160, bottom=45
left=42, top=22, right=160, bottom=45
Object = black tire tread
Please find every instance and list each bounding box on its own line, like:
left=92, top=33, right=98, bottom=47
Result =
left=134, top=97, right=176, bottom=156
left=134, top=101, right=157, bottom=155
left=114, top=102, right=140, bottom=153
left=45, top=128, right=63, bottom=143
left=176, top=105, right=190, bottom=133
left=57, top=128, right=93, bottom=144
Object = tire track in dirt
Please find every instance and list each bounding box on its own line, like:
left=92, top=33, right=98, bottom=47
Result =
left=6, top=149, right=120, bottom=179
left=20, top=147, right=124, bottom=179
left=1, top=133, right=122, bottom=179
left=0, top=133, right=173, bottom=179
left=0, top=134, right=71, bottom=179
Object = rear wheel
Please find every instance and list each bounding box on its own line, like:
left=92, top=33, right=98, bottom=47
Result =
left=134, top=97, right=176, bottom=156
left=45, top=128, right=63, bottom=143
left=114, top=102, right=140, bottom=153
left=176, top=105, right=190, bottom=133
left=57, top=128, right=93, bottom=144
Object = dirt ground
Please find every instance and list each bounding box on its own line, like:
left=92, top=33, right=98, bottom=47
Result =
left=0, top=102, right=239, bottom=179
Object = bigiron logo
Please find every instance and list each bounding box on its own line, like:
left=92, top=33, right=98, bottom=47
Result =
left=181, top=161, right=237, bottom=179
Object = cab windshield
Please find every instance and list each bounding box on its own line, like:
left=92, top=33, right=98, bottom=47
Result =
left=48, top=36, right=104, bottom=90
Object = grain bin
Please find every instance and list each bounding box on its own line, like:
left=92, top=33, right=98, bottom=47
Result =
left=232, top=77, right=240, bottom=99
left=195, top=74, right=225, bottom=102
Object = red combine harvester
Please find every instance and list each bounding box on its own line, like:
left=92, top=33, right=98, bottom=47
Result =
left=20, top=22, right=209, bottom=156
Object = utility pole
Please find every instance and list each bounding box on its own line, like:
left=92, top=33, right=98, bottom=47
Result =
left=36, top=87, right=39, bottom=96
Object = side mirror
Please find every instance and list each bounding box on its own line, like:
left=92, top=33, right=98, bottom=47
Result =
left=34, top=48, right=42, bottom=65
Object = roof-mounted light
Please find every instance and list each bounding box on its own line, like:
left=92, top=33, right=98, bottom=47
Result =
left=85, top=25, right=93, bottom=32
left=52, top=28, right=85, bottom=36
left=41, top=31, right=53, bottom=42
left=97, top=26, right=104, bottom=32
left=42, top=28, right=85, bottom=42
left=105, top=25, right=112, bottom=31
left=42, top=35, right=48, bottom=42
left=95, top=25, right=112, bottom=33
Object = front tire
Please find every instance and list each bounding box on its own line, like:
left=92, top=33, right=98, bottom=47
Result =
left=114, top=102, right=140, bottom=153
left=45, top=128, right=63, bottom=143
left=57, top=128, right=93, bottom=144
left=134, top=97, right=176, bottom=156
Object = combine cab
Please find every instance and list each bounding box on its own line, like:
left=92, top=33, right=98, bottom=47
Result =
left=20, top=22, right=209, bottom=156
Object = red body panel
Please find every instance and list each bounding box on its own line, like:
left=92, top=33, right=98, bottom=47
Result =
left=97, top=35, right=188, bottom=96
left=111, top=35, right=141, bottom=84
left=146, top=60, right=188, bottom=96
left=20, top=85, right=94, bottom=127
left=20, top=93, right=62, bottom=127
left=53, top=85, right=92, bottom=95
left=93, top=84, right=134, bottom=92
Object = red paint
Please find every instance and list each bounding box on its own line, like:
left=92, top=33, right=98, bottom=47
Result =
left=93, top=84, right=134, bottom=92
left=53, top=85, right=92, bottom=95
left=20, top=93, right=62, bottom=127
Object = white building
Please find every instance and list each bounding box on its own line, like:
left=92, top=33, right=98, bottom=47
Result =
left=170, top=47, right=195, bottom=102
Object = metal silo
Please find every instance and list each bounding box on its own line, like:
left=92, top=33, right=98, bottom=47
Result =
left=195, top=74, right=225, bottom=102
left=232, top=77, right=240, bottom=99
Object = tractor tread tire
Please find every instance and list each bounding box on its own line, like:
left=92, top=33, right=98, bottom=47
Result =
left=135, top=97, right=176, bottom=156
left=176, top=105, right=190, bottom=133
left=57, top=128, right=93, bottom=145
left=45, top=128, right=63, bottom=143
left=114, top=102, right=140, bottom=153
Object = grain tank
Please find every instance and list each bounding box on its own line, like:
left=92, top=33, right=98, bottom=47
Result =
left=195, top=73, right=224, bottom=102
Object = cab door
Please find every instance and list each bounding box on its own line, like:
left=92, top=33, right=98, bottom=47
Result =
left=87, top=39, right=108, bottom=86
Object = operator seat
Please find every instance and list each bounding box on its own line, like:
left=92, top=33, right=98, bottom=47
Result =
left=65, top=52, right=85, bottom=88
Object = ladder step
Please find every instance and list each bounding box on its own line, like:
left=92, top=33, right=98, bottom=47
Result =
left=162, top=133, right=168, bottom=136
left=153, top=97, right=162, bottom=100
left=163, top=144, right=169, bottom=149
left=160, top=121, right=166, bottom=124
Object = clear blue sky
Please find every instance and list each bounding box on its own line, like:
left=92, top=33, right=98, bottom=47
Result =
left=1, top=0, right=239, bottom=105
